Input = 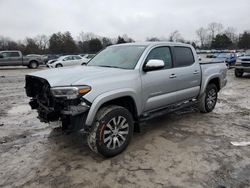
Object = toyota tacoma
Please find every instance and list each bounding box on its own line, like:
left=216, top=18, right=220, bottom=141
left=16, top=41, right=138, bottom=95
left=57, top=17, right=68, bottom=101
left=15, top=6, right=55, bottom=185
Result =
left=25, top=42, right=227, bottom=157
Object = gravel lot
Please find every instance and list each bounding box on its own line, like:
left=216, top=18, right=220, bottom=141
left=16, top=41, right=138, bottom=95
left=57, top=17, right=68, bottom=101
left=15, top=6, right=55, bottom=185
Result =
left=0, top=66, right=250, bottom=188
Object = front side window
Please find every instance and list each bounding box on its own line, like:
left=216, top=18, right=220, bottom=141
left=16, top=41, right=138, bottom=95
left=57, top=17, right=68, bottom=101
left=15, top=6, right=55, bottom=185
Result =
left=88, top=45, right=146, bottom=69
left=145, top=47, right=172, bottom=69
left=174, top=47, right=195, bottom=67
left=1, top=52, right=10, bottom=58
left=63, top=56, right=73, bottom=61
left=74, top=56, right=82, bottom=60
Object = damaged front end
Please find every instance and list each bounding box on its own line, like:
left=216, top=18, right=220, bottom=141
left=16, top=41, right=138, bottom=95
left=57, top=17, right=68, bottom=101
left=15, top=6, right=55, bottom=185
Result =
left=25, top=75, right=91, bottom=131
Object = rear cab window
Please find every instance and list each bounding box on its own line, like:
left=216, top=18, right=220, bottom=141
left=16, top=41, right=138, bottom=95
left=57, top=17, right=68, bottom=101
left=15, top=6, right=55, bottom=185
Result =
left=10, top=52, right=20, bottom=57
left=174, top=47, right=195, bottom=67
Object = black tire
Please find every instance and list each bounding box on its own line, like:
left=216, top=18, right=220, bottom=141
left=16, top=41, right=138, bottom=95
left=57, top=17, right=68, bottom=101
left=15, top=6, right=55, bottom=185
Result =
left=235, top=69, right=244, bottom=77
left=29, top=61, right=39, bottom=69
left=87, top=105, right=134, bottom=158
left=198, top=83, right=218, bottom=113
left=56, top=64, right=63, bottom=68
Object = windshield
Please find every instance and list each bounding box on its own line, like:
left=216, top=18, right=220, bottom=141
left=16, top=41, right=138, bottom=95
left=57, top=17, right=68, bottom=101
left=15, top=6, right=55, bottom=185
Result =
left=87, top=45, right=146, bottom=69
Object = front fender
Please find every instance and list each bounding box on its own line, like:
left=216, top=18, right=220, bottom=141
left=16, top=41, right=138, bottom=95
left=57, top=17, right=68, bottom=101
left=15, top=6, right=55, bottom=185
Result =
left=85, top=88, right=141, bottom=126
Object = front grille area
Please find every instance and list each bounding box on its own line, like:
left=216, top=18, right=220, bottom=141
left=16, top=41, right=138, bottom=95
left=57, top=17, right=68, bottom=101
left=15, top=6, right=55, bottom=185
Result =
left=25, top=76, right=61, bottom=122
left=25, top=75, right=83, bottom=123
left=242, top=63, right=250, bottom=67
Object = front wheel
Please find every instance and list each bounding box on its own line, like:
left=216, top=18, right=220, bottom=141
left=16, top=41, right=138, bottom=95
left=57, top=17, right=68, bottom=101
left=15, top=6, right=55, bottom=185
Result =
left=198, top=83, right=218, bottom=113
left=56, top=64, right=63, bottom=68
left=87, top=105, right=134, bottom=157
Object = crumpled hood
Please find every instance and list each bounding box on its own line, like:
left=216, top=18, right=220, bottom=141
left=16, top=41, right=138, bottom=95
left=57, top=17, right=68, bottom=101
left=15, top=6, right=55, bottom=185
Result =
left=28, top=66, right=132, bottom=87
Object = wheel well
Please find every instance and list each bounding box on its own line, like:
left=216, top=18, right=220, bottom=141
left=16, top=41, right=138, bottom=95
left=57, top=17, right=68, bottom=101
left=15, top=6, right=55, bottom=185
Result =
left=100, top=96, right=138, bottom=121
left=29, top=60, right=38, bottom=64
left=208, top=78, right=220, bottom=91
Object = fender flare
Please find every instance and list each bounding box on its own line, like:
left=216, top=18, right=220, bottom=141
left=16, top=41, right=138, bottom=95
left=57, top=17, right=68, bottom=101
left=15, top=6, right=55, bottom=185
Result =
left=199, top=74, right=221, bottom=98
left=85, top=89, right=141, bottom=126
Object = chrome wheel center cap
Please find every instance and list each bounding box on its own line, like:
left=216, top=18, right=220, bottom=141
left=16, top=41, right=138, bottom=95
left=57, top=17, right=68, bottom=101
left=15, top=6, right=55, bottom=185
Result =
left=113, top=129, right=118, bottom=136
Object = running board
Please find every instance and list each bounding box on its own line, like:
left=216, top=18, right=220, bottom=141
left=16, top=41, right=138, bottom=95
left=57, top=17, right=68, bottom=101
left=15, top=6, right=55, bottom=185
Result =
left=139, top=99, right=198, bottom=122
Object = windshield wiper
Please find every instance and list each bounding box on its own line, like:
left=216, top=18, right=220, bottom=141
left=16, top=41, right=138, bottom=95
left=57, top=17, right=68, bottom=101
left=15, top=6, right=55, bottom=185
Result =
left=98, top=65, right=125, bottom=69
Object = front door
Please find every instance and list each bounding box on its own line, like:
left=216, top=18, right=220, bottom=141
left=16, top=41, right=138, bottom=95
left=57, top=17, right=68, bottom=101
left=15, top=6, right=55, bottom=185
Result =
left=141, top=46, right=180, bottom=112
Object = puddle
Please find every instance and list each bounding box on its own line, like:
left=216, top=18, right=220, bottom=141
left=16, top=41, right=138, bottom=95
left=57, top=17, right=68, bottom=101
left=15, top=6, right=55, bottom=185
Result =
left=8, top=104, right=31, bottom=115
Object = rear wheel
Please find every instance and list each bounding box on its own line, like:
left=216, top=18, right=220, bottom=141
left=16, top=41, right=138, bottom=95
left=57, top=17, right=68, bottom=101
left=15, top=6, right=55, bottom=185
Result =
left=198, top=83, right=218, bottom=113
left=87, top=105, right=134, bottom=157
left=235, top=69, right=244, bottom=77
left=29, top=61, right=39, bottom=69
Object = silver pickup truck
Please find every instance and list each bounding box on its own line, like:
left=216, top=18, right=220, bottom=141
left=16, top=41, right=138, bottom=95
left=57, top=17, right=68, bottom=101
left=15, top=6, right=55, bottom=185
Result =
left=25, top=42, right=227, bottom=157
left=0, top=50, right=43, bottom=68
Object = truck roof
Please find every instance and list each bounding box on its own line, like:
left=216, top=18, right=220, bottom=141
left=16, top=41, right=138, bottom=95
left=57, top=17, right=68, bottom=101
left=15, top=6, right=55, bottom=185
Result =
left=0, top=50, right=21, bottom=53
left=112, top=42, right=192, bottom=48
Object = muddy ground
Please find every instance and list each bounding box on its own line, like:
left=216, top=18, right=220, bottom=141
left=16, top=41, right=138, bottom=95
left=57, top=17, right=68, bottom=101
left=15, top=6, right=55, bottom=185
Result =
left=0, top=67, right=249, bottom=188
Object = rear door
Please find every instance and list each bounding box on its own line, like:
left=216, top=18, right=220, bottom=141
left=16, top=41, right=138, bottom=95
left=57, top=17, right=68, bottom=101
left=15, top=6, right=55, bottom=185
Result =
left=8, top=51, right=22, bottom=65
left=172, top=46, right=201, bottom=102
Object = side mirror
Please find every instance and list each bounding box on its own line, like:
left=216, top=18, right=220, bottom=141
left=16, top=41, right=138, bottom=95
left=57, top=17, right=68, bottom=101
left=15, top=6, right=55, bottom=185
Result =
left=143, top=59, right=165, bottom=72
left=0, top=54, right=3, bottom=58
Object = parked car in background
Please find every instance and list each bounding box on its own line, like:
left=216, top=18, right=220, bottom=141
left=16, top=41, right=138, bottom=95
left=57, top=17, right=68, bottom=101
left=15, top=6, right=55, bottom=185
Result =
left=0, top=50, right=43, bottom=68
left=25, top=42, right=227, bottom=157
left=206, top=53, right=218, bottom=58
left=44, top=54, right=61, bottom=64
left=213, top=53, right=237, bottom=68
left=234, top=52, right=250, bottom=77
left=47, top=55, right=85, bottom=68
left=80, top=54, right=96, bottom=64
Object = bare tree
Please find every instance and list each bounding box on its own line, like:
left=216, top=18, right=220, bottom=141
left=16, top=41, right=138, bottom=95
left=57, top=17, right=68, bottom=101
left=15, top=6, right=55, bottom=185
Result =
left=169, top=30, right=184, bottom=42
left=196, top=27, right=208, bottom=48
left=208, top=22, right=223, bottom=40
left=35, top=35, right=49, bottom=52
left=77, top=32, right=97, bottom=42
left=146, top=37, right=161, bottom=41
left=224, top=27, right=238, bottom=44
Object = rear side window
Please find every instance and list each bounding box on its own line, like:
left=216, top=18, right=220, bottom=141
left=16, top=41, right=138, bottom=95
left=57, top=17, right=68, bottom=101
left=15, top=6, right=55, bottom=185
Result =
left=174, top=47, right=194, bottom=67
left=146, top=47, right=172, bottom=69
left=10, top=52, right=20, bottom=57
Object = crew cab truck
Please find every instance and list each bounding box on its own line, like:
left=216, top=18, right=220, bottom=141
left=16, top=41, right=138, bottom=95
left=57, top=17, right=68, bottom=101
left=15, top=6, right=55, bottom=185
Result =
left=0, top=50, right=43, bottom=68
left=25, top=42, right=227, bottom=157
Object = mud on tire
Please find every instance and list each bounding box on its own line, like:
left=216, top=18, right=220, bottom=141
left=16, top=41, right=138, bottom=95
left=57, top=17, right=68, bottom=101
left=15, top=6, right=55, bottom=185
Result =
left=198, top=83, right=218, bottom=113
left=87, top=105, right=134, bottom=158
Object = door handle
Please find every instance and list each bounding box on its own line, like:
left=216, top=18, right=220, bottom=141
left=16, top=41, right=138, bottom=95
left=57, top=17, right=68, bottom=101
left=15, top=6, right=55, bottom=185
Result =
left=169, top=74, right=177, bottom=78
left=193, top=70, right=199, bottom=74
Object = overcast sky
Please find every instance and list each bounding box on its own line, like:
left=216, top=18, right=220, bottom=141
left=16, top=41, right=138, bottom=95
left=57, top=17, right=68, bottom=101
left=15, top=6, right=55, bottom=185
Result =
left=0, top=0, right=249, bottom=41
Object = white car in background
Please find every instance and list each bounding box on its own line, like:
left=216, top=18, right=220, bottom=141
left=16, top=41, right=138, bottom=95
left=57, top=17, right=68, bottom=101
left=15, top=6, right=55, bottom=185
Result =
left=47, top=55, right=84, bottom=68
left=80, top=54, right=95, bottom=64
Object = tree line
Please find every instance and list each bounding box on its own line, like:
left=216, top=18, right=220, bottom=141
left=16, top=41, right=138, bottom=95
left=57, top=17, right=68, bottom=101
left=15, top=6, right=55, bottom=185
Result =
left=0, top=23, right=250, bottom=55
left=0, top=32, right=134, bottom=55
left=196, top=22, right=250, bottom=50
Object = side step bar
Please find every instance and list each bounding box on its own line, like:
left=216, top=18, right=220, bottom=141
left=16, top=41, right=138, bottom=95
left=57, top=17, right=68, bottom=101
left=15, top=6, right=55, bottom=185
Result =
left=139, top=99, right=198, bottom=122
